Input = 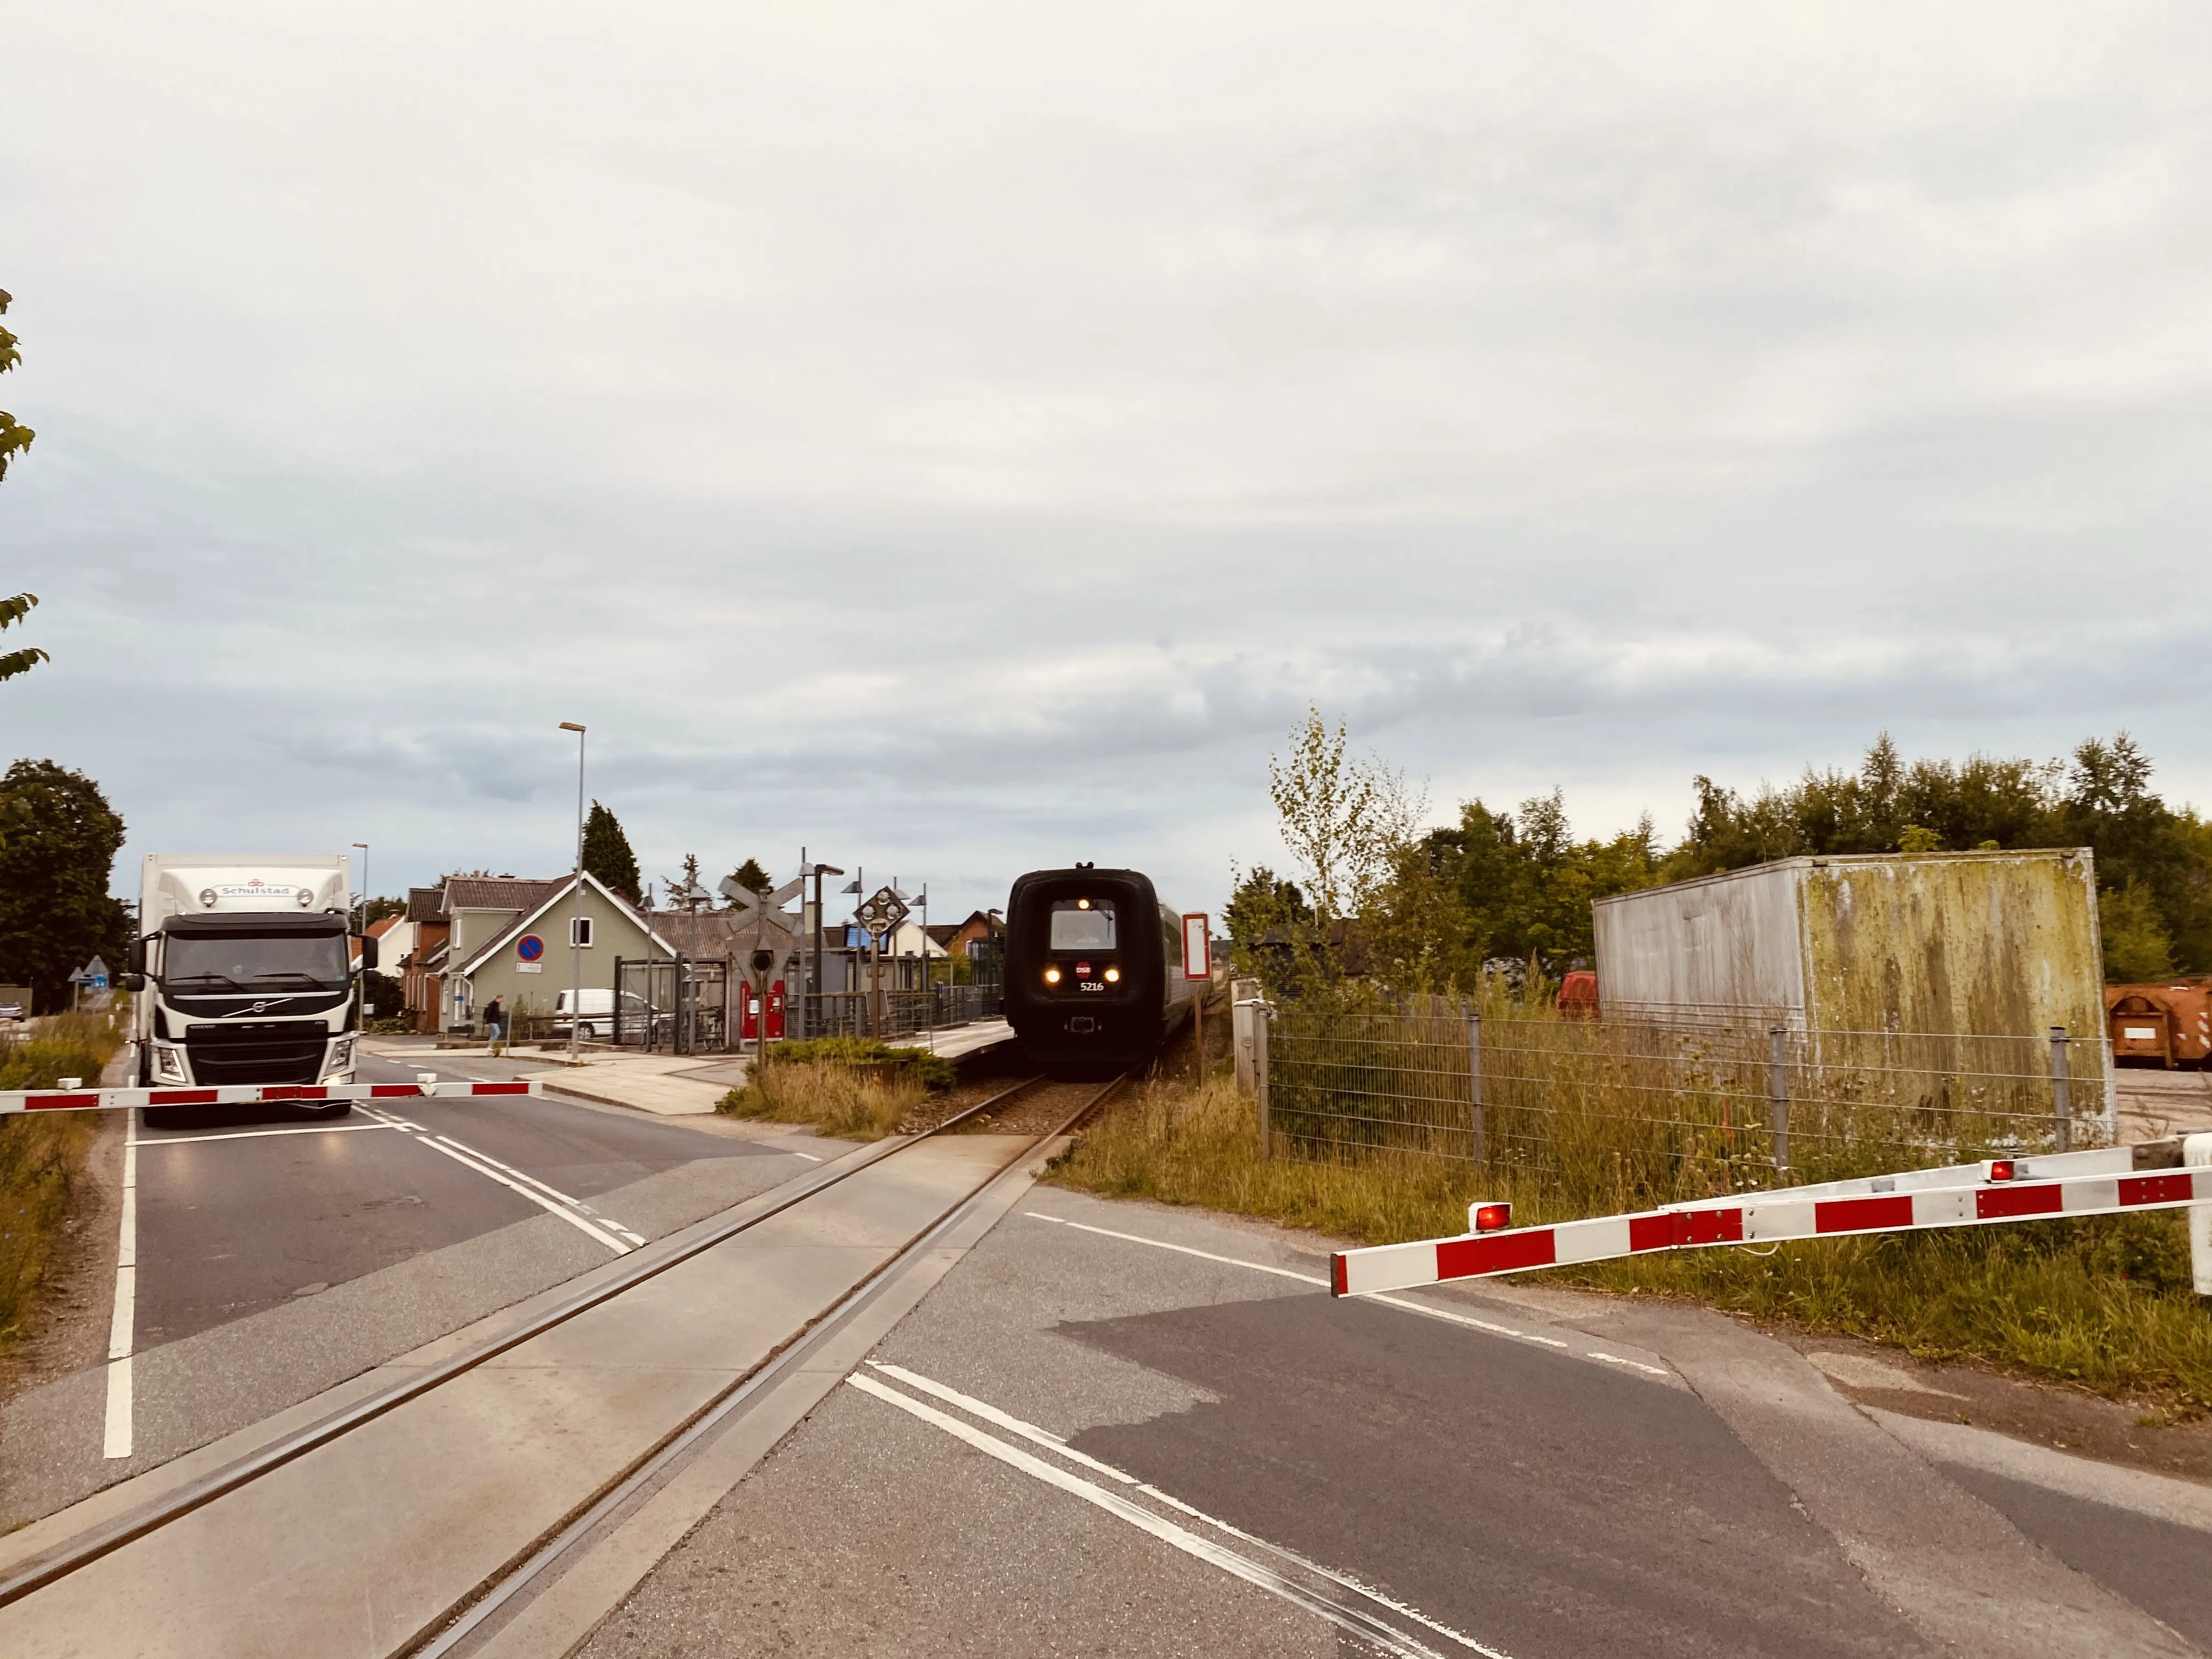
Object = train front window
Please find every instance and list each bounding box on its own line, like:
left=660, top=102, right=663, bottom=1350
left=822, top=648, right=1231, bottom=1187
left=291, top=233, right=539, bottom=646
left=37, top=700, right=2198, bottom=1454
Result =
left=1048, top=900, right=1116, bottom=952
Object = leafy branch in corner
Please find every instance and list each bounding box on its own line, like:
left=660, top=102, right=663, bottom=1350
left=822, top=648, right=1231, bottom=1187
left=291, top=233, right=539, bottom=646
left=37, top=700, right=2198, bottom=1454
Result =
left=0, top=287, right=44, bottom=685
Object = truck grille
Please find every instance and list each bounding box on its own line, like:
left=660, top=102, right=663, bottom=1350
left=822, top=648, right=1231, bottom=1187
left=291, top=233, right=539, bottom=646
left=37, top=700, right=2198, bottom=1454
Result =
left=184, top=1021, right=328, bottom=1085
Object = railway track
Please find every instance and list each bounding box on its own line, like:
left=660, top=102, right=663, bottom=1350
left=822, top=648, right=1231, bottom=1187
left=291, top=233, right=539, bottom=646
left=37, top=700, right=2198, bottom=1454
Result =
left=0, top=1069, right=1126, bottom=1655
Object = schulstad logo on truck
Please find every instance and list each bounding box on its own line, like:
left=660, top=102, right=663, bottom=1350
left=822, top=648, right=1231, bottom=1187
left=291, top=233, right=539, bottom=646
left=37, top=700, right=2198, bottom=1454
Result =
left=128, top=853, right=368, bottom=1102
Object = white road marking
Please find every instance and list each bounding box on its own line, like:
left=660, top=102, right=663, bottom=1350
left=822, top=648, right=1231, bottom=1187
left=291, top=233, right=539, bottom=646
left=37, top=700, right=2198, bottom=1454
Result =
left=138, top=1121, right=405, bottom=1146
left=789, top=1150, right=823, bottom=1162
left=1024, top=1211, right=1668, bottom=1376
left=849, top=1372, right=1500, bottom=1658
left=1025, top=1212, right=1328, bottom=1284
left=1370, top=1294, right=1572, bottom=1349
left=865, top=1363, right=1510, bottom=1656
left=359, top=1105, right=641, bottom=1254
left=866, top=1362, right=1137, bottom=1482
left=425, top=1135, right=650, bottom=1247
left=103, top=1110, right=139, bottom=1460
left=1583, top=1351, right=1671, bottom=1377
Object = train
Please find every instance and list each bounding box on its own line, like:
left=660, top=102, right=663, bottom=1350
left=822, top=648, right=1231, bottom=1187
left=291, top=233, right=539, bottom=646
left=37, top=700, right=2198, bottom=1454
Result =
left=1004, top=865, right=1200, bottom=1070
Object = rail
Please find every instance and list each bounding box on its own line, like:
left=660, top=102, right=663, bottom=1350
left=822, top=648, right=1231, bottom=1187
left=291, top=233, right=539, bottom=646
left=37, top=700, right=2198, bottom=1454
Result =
left=0, top=1070, right=1124, bottom=1617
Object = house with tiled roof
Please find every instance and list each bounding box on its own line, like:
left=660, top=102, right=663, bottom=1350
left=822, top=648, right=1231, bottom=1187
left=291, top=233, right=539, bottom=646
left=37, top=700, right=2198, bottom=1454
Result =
left=400, top=873, right=669, bottom=1034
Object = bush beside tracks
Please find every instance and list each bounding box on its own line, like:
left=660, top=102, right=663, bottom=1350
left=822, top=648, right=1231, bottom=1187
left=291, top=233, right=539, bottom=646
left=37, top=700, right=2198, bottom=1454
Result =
left=716, top=1037, right=954, bottom=1142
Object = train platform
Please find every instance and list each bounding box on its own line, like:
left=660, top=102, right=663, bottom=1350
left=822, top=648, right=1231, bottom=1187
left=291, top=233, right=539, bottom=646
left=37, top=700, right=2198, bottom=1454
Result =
left=888, top=1018, right=1014, bottom=1062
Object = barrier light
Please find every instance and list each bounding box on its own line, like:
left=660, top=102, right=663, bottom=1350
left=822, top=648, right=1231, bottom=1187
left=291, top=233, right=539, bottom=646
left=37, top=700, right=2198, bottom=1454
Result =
left=1988, top=1159, right=2017, bottom=1182
left=1469, top=1202, right=1512, bottom=1233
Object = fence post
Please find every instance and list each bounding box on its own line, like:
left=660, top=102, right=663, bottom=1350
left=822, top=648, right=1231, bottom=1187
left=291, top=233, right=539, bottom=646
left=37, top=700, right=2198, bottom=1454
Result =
left=1768, top=1024, right=1789, bottom=1173
left=1466, top=1008, right=1486, bottom=1167
left=1231, top=979, right=1260, bottom=1094
left=2186, top=1133, right=2212, bottom=1299
left=1254, top=1005, right=1271, bottom=1159
left=2049, top=1026, right=2073, bottom=1154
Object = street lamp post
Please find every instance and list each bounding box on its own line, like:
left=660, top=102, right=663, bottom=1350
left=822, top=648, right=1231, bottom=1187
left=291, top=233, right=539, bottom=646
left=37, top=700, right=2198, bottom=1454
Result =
left=560, top=722, right=587, bottom=1065
left=804, top=853, right=844, bottom=1042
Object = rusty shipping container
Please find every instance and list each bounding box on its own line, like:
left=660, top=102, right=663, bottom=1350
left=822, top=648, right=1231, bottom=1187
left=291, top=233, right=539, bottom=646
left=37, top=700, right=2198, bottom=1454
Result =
left=1590, top=849, right=2106, bottom=1041
left=2105, top=979, right=2212, bottom=1068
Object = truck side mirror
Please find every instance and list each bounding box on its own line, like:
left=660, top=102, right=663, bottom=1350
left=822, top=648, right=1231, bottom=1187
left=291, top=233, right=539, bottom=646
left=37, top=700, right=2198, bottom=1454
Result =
left=120, top=972, right=146, bottom=993
left=359, top=935, right=379, bottom=972
left=128, top=936, right=147, bottom=975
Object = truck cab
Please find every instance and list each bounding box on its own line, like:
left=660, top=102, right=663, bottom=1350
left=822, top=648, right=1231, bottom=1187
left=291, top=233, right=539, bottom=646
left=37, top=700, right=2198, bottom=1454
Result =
left=129, top=856, right=366, bottom=1103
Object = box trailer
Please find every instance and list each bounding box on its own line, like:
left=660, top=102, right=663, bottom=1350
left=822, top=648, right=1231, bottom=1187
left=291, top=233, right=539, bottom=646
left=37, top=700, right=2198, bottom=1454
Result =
left=1591, top=849, right=2106, bottom=1041
left=127, top=853, right=368, bottom=1105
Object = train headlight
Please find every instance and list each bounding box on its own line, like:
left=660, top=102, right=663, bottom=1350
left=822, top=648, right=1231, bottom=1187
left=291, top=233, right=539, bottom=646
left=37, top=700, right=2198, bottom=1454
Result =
left=1104, top=966, right=1120, bottom=983
left=1077, top=898, right=1090, bottom=910
left=1043, top=967, right=1061, bottom=984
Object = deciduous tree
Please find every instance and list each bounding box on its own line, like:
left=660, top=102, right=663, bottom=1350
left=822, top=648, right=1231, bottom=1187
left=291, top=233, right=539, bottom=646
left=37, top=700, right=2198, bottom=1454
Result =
left=0, top=761, right=130, bottom=1012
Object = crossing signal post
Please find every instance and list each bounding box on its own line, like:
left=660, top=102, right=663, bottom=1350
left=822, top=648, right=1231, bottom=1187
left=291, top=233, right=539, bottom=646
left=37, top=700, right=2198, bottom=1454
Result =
left=1182, top=914, right=1211, bottom=1069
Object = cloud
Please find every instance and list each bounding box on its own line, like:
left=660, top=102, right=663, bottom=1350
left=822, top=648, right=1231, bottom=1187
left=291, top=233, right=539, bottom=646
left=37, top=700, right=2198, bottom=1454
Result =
left=2, top=2, right=2209, bottom=916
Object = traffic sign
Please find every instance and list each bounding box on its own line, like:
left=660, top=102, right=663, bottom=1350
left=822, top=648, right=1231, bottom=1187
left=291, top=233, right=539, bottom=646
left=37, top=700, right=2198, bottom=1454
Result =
left=855, top=885, right=910, bottom=939
left=1181, top=915, right=1210, bottom=981
left=517, top=934, right=545, bottom=962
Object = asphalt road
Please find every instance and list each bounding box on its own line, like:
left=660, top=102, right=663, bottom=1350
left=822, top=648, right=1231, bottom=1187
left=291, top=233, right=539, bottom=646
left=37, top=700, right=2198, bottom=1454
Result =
left=585, top=1188, right=2212, bottom=1659
left=0, top=1049, right=814, bottom=1532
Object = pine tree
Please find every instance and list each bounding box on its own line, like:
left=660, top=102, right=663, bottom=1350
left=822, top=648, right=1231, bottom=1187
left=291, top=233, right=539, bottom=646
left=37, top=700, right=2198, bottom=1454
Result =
left=581, top=800, right=640, bottom=903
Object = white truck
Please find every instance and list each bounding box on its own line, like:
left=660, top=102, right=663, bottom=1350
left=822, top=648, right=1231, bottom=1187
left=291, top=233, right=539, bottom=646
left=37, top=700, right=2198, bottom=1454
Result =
left=125, top=854, right=370, bottom=1113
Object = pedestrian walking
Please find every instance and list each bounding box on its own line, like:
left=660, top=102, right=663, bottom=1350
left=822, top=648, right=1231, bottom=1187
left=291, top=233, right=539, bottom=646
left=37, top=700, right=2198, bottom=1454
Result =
left=485, top=995, right=505, bottom=1049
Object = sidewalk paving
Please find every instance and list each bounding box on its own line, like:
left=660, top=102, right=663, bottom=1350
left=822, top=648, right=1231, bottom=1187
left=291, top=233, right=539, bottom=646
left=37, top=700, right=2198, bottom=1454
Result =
left=360, top=1040, right=744, bottom=1118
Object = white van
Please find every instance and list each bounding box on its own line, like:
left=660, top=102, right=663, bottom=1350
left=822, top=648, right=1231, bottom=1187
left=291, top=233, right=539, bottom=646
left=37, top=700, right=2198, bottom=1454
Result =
left=551, top=987, right=659, bottom=1042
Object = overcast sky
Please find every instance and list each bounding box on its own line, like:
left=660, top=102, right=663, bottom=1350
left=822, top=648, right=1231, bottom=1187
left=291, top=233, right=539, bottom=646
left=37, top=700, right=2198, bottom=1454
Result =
left=3, top=2, right=2208, bottom=919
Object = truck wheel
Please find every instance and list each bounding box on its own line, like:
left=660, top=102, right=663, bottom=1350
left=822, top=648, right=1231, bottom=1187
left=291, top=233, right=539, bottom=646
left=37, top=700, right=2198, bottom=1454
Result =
left=310, top=1101, right=353, bottom=1120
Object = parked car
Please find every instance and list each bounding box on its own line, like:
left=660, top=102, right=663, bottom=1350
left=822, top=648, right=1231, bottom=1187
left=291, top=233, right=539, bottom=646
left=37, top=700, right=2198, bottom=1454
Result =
left=551, top=987, right=664, bottom=1043
left=0, top=1000, right=24, bottom=1023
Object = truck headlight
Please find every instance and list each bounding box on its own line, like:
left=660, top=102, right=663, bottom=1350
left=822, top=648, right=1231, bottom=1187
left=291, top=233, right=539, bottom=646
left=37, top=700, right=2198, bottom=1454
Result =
left=321, top=1036, right=356, bottom=1080
left=153, top=1043, right=189, bottom=1083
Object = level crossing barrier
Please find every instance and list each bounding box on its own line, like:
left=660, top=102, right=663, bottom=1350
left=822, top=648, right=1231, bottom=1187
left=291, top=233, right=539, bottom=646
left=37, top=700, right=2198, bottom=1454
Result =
left=1331, top=1133, right=2212, bottom=1299
left=0, top=1079, right=544, bottom=1115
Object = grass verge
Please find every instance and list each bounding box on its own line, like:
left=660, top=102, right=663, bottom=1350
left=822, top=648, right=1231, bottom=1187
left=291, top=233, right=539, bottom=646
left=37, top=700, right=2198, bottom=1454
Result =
left=0, top=1014, right=123, bottom=1351
left=716, top=1037, right=949, bottom=1142
left=1047, top=1071, right=2212, bottom=1413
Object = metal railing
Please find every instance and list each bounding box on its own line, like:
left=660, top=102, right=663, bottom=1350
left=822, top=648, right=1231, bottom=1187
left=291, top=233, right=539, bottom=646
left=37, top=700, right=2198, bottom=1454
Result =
left=1258, top=1005, right=2114, bottom=1206
left=799, top=983, right=1001, bottom=1041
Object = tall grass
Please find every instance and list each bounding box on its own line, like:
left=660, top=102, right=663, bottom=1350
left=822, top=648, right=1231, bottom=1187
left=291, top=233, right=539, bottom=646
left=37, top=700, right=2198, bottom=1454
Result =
left=1267, top=994, right=2101, bottom=1220
left=1050, top=1068, right=2212, bottom=1410
left=718, top=1060, right=928, bottom=1141
left=0, top=1014, right=122, bottom=1350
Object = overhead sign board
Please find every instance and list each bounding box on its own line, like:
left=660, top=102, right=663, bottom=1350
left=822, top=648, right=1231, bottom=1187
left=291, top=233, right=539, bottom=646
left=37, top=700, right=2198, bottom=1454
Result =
left=1181, top=914, right=1211, bottom=981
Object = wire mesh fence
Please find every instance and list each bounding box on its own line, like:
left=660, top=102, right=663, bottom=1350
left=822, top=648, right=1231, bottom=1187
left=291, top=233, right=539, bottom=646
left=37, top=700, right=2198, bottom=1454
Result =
left=1262, top=1003, right=2114, bottom=1214
left=800, top=984, right=1000, bottom=1041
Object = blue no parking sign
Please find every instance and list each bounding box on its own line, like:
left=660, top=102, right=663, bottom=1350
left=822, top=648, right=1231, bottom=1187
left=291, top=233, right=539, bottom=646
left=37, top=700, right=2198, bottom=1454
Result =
left=517, top=935, right=545, bottom=962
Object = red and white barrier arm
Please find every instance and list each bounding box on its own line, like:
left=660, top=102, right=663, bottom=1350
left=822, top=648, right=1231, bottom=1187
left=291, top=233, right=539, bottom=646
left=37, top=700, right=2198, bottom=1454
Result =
left=0, top=1080, right=544, bottom=1116
left=1331, top=1141, right=2212, bottom=1299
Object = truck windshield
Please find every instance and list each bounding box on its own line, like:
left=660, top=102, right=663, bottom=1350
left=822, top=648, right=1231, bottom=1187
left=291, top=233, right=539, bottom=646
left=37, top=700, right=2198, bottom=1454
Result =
left=164, top=932, right=349, bottom=992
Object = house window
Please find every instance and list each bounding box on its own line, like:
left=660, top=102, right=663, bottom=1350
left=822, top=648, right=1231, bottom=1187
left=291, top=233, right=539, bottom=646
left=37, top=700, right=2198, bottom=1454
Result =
left=571, top=916, right=594, bottom=949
